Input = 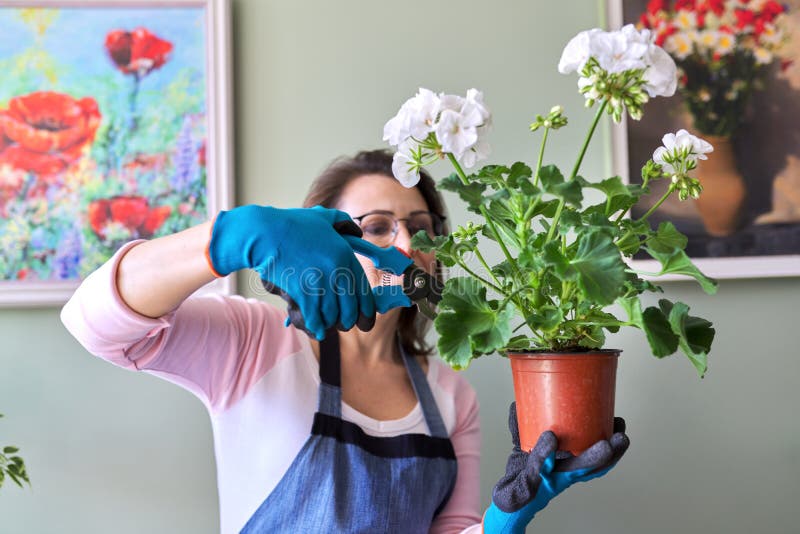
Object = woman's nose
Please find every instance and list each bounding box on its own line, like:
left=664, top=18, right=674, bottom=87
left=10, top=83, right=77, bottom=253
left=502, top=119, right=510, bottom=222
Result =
left=393, top=222, right=413, bottom=253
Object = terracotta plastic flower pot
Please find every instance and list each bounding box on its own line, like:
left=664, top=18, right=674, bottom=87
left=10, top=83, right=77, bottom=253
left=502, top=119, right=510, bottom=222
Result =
left=509, top=350, right=620, bottom=455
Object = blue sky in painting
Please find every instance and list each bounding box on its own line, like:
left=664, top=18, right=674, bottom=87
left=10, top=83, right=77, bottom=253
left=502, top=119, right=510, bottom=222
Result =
left=0, top=7, right=206, bottom=101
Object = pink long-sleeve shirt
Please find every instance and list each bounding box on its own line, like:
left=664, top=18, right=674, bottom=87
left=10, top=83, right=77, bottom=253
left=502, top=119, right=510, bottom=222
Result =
left=61, top=242, right=483, bottom=533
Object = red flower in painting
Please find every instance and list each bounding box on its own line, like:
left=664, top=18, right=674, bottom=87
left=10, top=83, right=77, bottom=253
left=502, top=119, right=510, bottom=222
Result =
left=88, top=195, right=172, bottom=240
left=0, top=91, right=101, bottom=176
left=105, top=28, right=173, bottom=77
left=197, top=141, right=206, bottom=167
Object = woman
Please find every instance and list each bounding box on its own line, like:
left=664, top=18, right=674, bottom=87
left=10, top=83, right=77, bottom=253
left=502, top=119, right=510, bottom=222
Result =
left=61, top=149, right=627, bottom=533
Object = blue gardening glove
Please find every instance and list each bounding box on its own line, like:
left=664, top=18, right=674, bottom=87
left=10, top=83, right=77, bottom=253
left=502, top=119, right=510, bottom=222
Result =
left=483, top=402, right=629, bottom=534
left=207, top=205, right=381, bottom=340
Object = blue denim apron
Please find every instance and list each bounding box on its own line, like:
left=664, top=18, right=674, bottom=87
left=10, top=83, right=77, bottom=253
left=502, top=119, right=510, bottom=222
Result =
left=240, top=332, right=458, bottom=533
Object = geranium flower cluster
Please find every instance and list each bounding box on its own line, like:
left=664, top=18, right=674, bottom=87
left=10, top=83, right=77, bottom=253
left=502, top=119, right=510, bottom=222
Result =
left=558, top=24, right=678, bottom=120
left=639, top=0, right=791, bottom=136
left=653, top=129, right=713, bottom=200
left=383, top=88, right=491, bottom=186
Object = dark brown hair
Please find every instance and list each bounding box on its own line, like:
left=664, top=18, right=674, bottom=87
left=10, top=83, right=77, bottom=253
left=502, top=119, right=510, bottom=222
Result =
left=303, top=149, right=448, bottom=357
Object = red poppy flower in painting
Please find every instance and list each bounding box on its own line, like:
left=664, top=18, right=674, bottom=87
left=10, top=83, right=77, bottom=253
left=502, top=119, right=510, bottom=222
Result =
left=105, top=28, right=173, bottom=77
left=0, top=91, right=101, bottom=176
left=197, top=141, right=206, bottom=168
left=88, top=195, right=172, bottom=240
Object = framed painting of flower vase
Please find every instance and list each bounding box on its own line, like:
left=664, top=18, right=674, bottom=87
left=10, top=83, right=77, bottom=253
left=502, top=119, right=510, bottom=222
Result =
left=0, top=0, right=234, bottom=306
left=607, top=0, right=800, bottom=279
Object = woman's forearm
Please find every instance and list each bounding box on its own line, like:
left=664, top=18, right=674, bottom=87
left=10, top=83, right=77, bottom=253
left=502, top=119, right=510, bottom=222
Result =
left=116, top=221, right=219, bottom=318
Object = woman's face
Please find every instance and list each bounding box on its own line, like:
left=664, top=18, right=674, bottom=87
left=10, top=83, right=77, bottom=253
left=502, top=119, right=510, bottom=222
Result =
left=336, top=174, right=438, bottom=283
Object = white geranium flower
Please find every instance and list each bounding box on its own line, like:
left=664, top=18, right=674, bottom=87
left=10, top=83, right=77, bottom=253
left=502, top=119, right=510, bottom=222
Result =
left=653, top=129, right=713, bottom=174
left=440, top=93, right=465, bottom=112
left=462, top=88, right=491, bottom=124
left=435, top=108, right=480, bottom=158
left=382, top=87, right=441, bottom=146
left=391, top=142, right=421, bottom=187
left=558, top=28, right=603, bottom=74
left=459, top=128, right=491, bottom=169
left=592, top=27, right=649, bottom=73
left=642, top=45, right=677, bottom=97
left=560, top=26, right=675, bottom=99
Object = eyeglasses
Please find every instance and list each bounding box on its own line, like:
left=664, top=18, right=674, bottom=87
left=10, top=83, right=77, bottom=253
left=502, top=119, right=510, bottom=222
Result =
left=352, top=210, right=446, bottom=248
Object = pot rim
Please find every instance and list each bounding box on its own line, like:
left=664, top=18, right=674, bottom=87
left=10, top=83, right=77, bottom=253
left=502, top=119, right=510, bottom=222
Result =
left=507, top=348, right=622, bottom=357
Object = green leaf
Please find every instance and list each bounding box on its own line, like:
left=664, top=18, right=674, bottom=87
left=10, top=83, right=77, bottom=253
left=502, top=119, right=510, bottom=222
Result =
left=549, top=181, right=583, bottom=207
left=581, top=309, right=622, bottom=332
left=542, top=241, right=575, bottom=280
left=507, top=161, right=533, bottom=187
left=646, top=222, right=688, bottom=255
left=530, top=199, right=559, bottom=218
left=618, top=296, right=679, bottom=357
left=646, top=248, right=718, bottom=294
left=410, top=231, right=437, bottom=252
left=435, top=277, right=513, bottom=369
left=472, top=304, right=515, bottom=353
left=617, top=296, right=644, bottom=326
left=537, top=164, right=564, bottom=189
left=577, top=325, right=605, bottom=348
left=3, top=446, right=18, bottom=454
left=642, top=306, right=679, bottom=357
left=538, top=165, right=584, bottom=207
left=439, top=173, right=487, bottom=212
left=557, top=210, right=582, bottom=233
left=661, top=299, right=715, bottom=378
left=615, top=219, right=651, bottom=256
left=480, top=205, right=520, bottom=250
left=505, top=335, right=532, bottom=351
left=532, top=305, right=564, bottom=332
left=586, top=176, right=632, bottom=199
left=475, top=165, right=511, bottom=185
left=624, top=271, right=662, bottom=294
left=616, top=231, right=642, bottom=256
left=569, top=230, right=627, bottom=305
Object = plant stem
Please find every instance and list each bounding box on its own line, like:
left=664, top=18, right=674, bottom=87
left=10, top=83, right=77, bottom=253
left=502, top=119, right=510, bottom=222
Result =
left=447, top=154, right=522, bottom=279
left=455, top=258, right=504, bottom=294
left=636, top=183, right=677, bottom=223
left=533, top=127, right=550, bottom=188
left=545, top=100, right=608, bottom=243
left=473, top=247, right=503, bottom=288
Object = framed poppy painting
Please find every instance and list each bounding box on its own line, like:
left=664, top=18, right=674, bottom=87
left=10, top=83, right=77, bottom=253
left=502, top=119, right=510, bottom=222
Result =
left=606, top=0, right=800, bottom=279
left=0, top=0, right=234, bottom=306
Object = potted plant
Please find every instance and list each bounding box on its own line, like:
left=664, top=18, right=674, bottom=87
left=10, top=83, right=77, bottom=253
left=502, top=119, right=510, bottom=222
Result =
left=638, top=0, right=791, bottom=235
left=0, top=413, right=30, bottom=491
left=382, top=24, right=717, bottom=454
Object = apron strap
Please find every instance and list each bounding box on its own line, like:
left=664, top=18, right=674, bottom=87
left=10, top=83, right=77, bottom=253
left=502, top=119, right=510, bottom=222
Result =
left=318, top=328, right=342, bottom=417
left=400, top=339, right=449, bottom=439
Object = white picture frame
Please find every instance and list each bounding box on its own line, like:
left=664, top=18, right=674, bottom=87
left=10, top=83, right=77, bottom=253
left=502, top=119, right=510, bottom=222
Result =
left=605, top=0, right=800, bottom=279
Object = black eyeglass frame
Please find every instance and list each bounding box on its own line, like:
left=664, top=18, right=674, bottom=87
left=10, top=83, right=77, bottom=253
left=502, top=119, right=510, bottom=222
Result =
left=351, top=210, right=447, bottom=241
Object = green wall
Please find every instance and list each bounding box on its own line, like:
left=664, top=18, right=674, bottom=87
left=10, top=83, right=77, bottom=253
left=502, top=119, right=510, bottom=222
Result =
left=1, top=1, right=798, bottom=532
